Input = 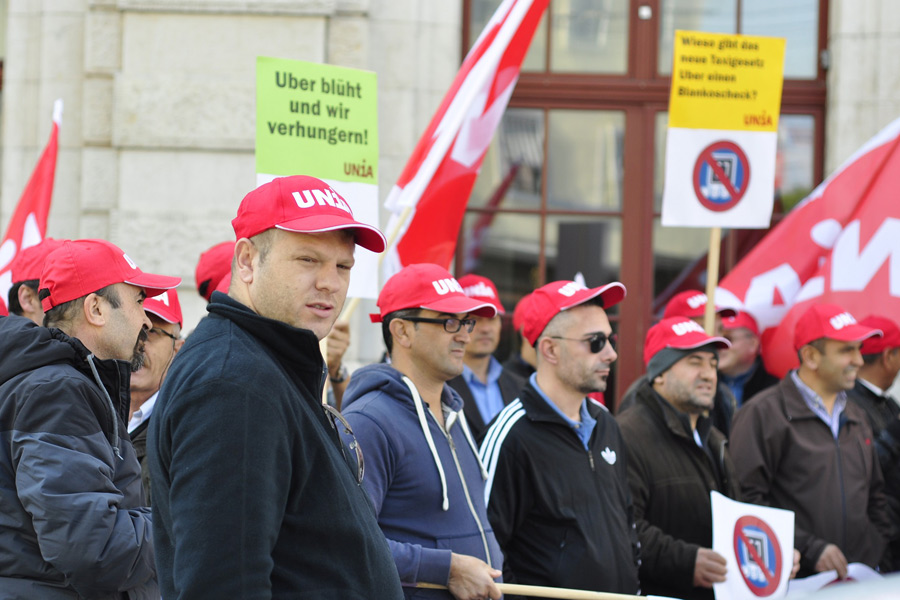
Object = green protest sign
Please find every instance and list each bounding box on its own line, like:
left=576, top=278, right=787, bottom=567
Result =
left=256, top=56, right=378, bottom=184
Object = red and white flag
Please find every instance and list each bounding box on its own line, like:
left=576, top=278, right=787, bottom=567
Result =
left=0, top=99, right=63, bottom=314
left=718, top=115, right=900, bottom=377
left=381, top=0, right=548, bottom=279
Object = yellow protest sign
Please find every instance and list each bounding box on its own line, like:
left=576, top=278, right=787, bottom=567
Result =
left=668, top=31, right=786, bottom=132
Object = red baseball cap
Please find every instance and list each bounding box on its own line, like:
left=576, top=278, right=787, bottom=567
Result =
left=214, top=272, right=230, bottom=295
left=458, top=274, right=505, bottom=315
left=643, top=317, right=731, bottom=366
left=859, top=316, right=900, bottom=355
left=663, top=290, right=737, bottom=319
left=793, top=304, right=882, bottom=351
left=40, top=239, right=181, bottom=311
left=10, top=238, right=68, bottom=283
left=721, top=310, right=760, bottom=337
left=144, top=288, right=183, bottom=328
left=370, top=264, right=497, bottom=323
left=521, top=280, right=626, bottom=346
left=232, top=175, right=386, bottom=253
left=512, top=292, right=534, bottom=332
left=195, top=240, right=235, bottom=301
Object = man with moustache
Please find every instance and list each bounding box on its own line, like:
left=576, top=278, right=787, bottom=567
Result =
left=731, top=304, right=890, bottom=579
left=342, top=264, right=503, bottom=600
left=480, top=280, right=641, bottom=596
left=150, top=176, right=404, bottom=599
left=448, top=274, right=522, bottom=439
left=0, top=238, right=179, bottom=598
left=128, top=288, right=184, bottom=502
left=616, top=317, right=736, bottom=600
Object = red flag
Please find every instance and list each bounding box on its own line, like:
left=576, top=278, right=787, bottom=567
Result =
left=718, top=116, right=900, bottom=377
left=382, top=0, right=549, bottom=278
left=0, top=99, right=63, bottom=314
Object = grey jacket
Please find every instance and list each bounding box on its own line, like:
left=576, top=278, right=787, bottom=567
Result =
left=0, top=315, right=157, bottom=599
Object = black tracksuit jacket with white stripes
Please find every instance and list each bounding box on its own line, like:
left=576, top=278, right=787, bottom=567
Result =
left=479, top=379, right=641, bottom=595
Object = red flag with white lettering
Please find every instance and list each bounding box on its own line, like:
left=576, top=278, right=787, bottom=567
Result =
left=0, top=99, right=63, bottom=315
left=381, top=0, right=549, bottom=279
left=718, top=116, right=900, bottom=377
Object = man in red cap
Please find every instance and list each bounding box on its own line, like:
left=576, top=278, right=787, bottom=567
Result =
left=149, top=175, right=403, bottom=599
left=479, top=279, right=641, bottom=596
left=0, top=238, right=180, bottom=598
left=194, top=240, right=235, bottom=302
left=5, top=237, right=66, bottom=324
left=846, top=315, right=900, bottom=571
left=447, top=274, right=524, bottom=439
left=621, top=289, right=739, bottom=435
left=731, top=304, right=890, bottom=579
left=128, top=288, right=184, bottom=503
left=342, top=263, right=503, bottom=600
left=500, top=292, right=537, bottom=382
left=718, top=310, right=778, bottom=406
left=617, top=316, right=736, bottom=600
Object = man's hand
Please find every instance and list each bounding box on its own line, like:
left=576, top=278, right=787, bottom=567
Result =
left=791, top=549, right=801, bottom=579
left=815, top=543, right=848, bottom=579
left=447, top=553, right=502, bottom=600
left=327, top=321, right=351, bottom=377
left=693, top=547, right=728, bottom=588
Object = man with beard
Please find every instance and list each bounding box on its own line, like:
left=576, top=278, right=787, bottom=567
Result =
left=616, top=316, right=736, bottom=600
left=129, top=288, right=184, bottom=503
left=448, top=274, right=523, bottom=439
left=0, top=238, right=179, bottom=598
left=479, top=280, right=641, bottom=596
left=150, top=176, right=404, bottom=599
left=731, top=304, right=891, bottom=579
left=342, top=264, right=503, bottom=600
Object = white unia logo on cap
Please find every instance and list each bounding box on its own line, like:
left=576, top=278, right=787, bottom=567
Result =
left=151, top=291, right=170, bottom=305
left=464, top=282, right=495, bottom=298
left=122, top=253, right=138, bottom=270
left=829, top=312, right=856, bottom=330
left=672, top=320, right=706, bottom=336
left=558, top=281, right=588, bottom=297
left=687, top=293, right=708, bottom=309
left=432, top=278, right=464, bottom=295
left=292, top=189, right=352, bottom=214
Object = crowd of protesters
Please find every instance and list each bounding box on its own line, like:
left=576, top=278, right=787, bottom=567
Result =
left=0, top=174, right=897, bottom=599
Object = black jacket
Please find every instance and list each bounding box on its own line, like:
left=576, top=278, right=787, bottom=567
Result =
left=736, top=356, right=780, bottom=404
left=479, top=379, right=641, bottom=595
left=616, top=378, right=740, bottom=600
left=0, top=315, right=156, bottom=599
left=149, top=293, right=403, bottom=599
left=619, top=374, right=737, bottom=437
left=448, top=365, right=524, bottom=440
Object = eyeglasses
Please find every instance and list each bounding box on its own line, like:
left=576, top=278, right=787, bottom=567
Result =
left=148, top=327, right=179, bottom=342
left=322, top=403, right=365, bottom=485
left=549, top=332, right=617, bottom=353
left=400, top=316, right=476, bottom=334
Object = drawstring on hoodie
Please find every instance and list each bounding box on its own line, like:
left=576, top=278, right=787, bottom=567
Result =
left=86, top=354, right=123, bottom=460
left=458, top=413, right=489, bottom=481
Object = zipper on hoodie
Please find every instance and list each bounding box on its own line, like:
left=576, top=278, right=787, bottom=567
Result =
left=444, top=427, right=494, bottom=568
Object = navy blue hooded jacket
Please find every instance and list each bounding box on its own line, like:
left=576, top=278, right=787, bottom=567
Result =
left=342, top=363, right=503, bottom=597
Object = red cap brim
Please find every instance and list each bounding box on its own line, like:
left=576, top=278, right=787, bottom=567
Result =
left=276, top=216, right=386, bottom=253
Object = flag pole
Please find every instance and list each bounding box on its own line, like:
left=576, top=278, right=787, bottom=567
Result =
left=703, top=226, right=722, bottom=335
left=416, top=581, right=657, bottom=600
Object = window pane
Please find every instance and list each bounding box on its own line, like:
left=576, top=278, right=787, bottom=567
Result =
left=545, top=215, right=622, bottom=288
left=658, top=0, right=737, bottom=75
left=548, top=109, right=625, bottom=211
left=777, top=114, right=815, bottom=211
left=469, top=0, right=547, bottom=71
left=459, top=212, right=542, bottom=297
left=470, top=108, right=544, bottom=210
left=652, top=218, right=711, bottom=298
left=654, top=111, right=668, bottom=212
left=742, top=0, right=818, bottom=79
left=550, top=0, right=628, bottom=73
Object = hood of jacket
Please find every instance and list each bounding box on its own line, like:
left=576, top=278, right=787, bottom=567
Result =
left=342, top=362, right=465, bottom=414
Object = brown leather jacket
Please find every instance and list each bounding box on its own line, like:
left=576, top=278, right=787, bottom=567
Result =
left=730, top=374, right=890, bottom=575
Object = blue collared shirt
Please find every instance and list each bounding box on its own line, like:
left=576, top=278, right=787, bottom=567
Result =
left=529, top=372, right=596, bottom=450
left=461, top=357, right=506, bottom=425
left=791, top=370, right=847, bottom=439
left=720, top=362, right=758, bottom=407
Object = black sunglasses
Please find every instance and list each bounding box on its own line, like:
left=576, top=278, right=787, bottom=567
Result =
left=323, top=404, right=365, bottom=485
left=400, top=316, right=476, bottom=334
left=549, top=332, right=617, bottom=353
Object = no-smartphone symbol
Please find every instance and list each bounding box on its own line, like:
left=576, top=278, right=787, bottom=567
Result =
left=733, top=515, right=783, bottom=597
left=692, top=140, right=750, bottom=212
